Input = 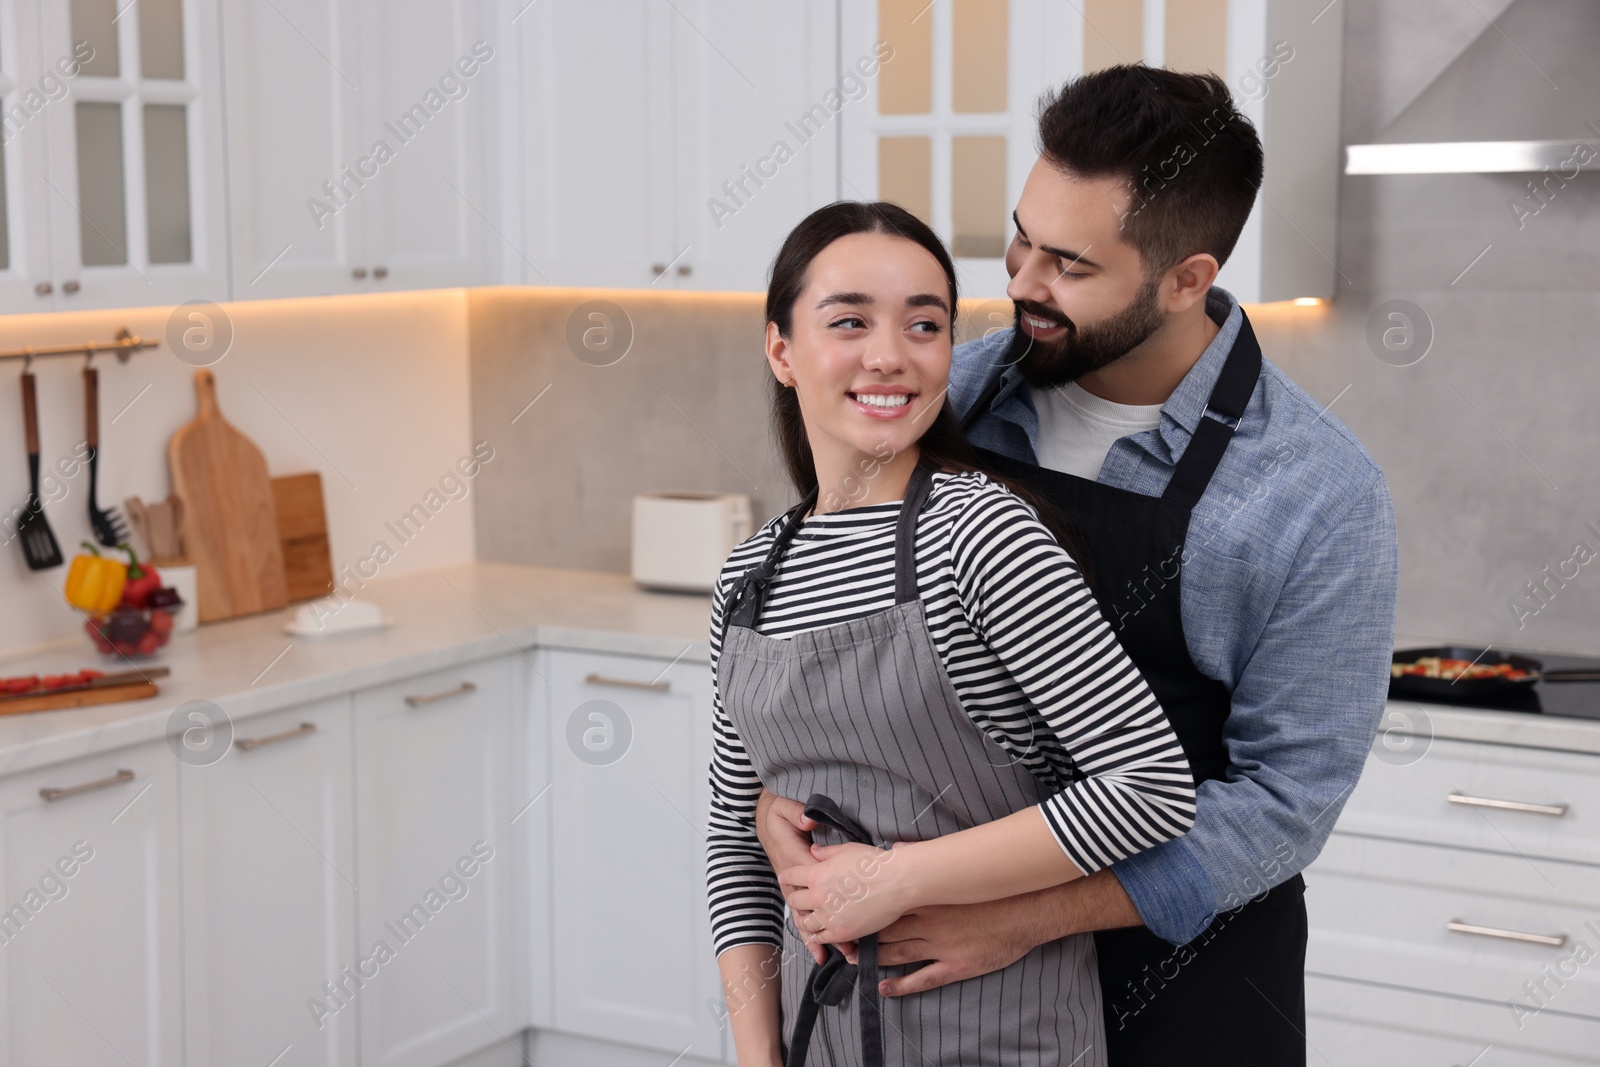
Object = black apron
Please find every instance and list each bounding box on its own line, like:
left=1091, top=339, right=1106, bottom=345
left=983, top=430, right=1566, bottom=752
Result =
left=960, top=313, right=1308, bottom=1066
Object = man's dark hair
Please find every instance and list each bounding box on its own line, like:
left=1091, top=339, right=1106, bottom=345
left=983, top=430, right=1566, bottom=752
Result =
left=1036, top=64, right=1263, bottom=275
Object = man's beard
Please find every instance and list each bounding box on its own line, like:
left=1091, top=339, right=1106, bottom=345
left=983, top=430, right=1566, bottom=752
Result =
left=1006, top=274, right=1166, bottom=389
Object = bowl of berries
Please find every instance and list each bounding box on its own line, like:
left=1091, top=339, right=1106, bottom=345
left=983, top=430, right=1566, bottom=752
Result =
left=66, top=543, right=185, bottom=659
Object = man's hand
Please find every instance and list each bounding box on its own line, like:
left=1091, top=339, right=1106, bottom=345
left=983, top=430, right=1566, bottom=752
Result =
left=754, top=790, right=1147, bottom=988
left=754, top=788, right=832, bottom=965
left=873, top=869, right=1144, bottom=996
left=871, top=894, right=1048, bottom=996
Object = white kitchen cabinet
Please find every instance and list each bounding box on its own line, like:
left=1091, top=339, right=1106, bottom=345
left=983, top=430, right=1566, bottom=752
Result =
left=1306, top=975, right=1600, bottom=1066
left=225, top=0, right=498, bottom=300
left=510, top=0, right=667, bottom=292
left=0, top=0, right=231, bottom=312
left=180, top=695, right=360, bottom=1067
left=220, top=0, right=366, bottom=299
left=545, top=647, right=725, bottom=1059
left=1334, top=730, right=1600, bottom=868
left=1307, top=726, right=1600, bottom=1063
left=351, top=654, right=520, bottom=1067
left=515, top=0, right=673, bottom=289
left=518, top=0, right=838, bottom=291
left=0, top=740, right=182, bottom=1067
left=668, top=1, right=839, bottom=291
left=839, top=0, right=1342, bottom=303
left=1308, top=834, right=1600, bottom=1020
left=521, top=649, right=555, bottom=1032
left=0, top=0, right=58, bottom=310
left=345, top=0, right=497, bottom=293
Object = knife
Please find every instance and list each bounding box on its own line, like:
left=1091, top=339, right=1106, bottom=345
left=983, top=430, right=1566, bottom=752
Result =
left=0, top=666, right=171, bottom=703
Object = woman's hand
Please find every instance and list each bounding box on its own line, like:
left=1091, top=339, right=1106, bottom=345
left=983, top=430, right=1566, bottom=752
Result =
left=778, top=840, right=914, bottom=945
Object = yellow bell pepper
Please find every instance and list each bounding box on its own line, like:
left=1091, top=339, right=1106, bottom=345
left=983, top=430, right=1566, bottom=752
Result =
left=64, top=542, right=127, bottom=613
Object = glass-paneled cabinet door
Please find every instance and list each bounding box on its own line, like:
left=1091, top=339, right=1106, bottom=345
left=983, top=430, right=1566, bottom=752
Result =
left=39, top=0, right=227, bottom=310
left=840, top=0, right=1068, bottom=300
left=0, top=1, right=60, bottom=311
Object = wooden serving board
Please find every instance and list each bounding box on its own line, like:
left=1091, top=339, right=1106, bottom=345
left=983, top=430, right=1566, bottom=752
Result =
left=169, top=370, right=288, bottom=622
left=0, top=681, right=160, bottom=716
left=272, top=472, right=334, bottom=602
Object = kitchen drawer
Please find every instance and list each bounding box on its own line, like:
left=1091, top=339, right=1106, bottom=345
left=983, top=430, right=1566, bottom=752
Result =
left=1339, top=731, right=1600, bottom=866
left=1308, top=974, right=1600, bottom=1064
left=1307, top=834, right=1600, bottom=1020
left=1309, top=1016, right=1592, bottom=1066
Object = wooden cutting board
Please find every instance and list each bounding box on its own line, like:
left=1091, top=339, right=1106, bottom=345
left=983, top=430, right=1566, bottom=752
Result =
left=0, top=669, right=167, bottom=716
left=169, top=370, right=288, bottom=622
left=0, top=682, right=159, bottom=715
left=272, top=472, right=335, bottom=602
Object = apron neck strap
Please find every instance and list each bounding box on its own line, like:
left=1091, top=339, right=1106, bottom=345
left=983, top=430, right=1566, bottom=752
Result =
left=726, top=486, right=817, bottom=630
left=725, top=456, right=938, bottom=629
left=1161, top=311, right=1263, bottom=511
left=894, top=457, right=937, bottom=604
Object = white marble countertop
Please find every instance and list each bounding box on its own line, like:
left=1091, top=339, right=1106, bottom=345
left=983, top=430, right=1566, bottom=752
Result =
left=2, top=564, right=1597, bottom=777
left=0, top=562, right=713, bottom=776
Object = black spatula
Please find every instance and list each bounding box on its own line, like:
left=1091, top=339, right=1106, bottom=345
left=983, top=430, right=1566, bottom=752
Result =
left=83, top=365, right=128, bottom=548
left=17, top=369, right=63, bottom=570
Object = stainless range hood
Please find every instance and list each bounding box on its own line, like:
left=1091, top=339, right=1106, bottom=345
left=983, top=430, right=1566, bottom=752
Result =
left=1345, top=0, right=1599, bottom=175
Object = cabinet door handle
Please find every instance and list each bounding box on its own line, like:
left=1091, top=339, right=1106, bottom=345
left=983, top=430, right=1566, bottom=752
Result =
left=1447, top=792, right=1568, bottom=817
left=40, top=768, right=135, bottom=803
left=1447, top=919, right=1567, bottom=948
left=62, top=280, right=80, bottom=294
left=404, top=681, right=477, bottom=707
left=373, top=266, right=388, bottom=279
left=236, top=721, right=317, bottom=751
left=352, top=267, right=367, bottom=280
left=34, top=281, right=52, bottom=296
left=584, top=672, right=668, bottom=693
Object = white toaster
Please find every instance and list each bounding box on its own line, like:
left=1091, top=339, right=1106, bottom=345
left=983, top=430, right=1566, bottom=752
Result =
left=631, top=492, right=753, bottom=593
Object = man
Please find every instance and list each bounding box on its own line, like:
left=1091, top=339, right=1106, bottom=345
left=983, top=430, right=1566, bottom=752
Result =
left=754, top=65, right=1398, bottom=1063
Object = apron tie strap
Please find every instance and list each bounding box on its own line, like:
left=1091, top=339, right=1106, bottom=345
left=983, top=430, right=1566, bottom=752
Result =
left=782, top=794, right=886, bottom=1067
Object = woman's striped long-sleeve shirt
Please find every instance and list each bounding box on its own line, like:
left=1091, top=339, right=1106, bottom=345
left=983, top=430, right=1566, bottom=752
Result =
left=706, top=470, right=1196, bottom=957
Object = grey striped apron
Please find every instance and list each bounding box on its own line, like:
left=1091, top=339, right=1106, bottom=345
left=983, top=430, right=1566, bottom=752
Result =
left=718, top=459, right=1105, bottom=1067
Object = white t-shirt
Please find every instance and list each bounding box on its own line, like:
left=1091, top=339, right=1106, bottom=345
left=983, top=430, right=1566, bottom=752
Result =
left=1031, top=382, right=1165, bottom=480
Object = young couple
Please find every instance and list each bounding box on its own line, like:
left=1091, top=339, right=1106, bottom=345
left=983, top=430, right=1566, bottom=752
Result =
left=706, top=64, right=1398, bottom=1067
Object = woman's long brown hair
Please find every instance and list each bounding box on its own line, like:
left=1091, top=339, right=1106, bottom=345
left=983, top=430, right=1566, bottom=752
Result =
left=765, top=200, right=1093, bottom=578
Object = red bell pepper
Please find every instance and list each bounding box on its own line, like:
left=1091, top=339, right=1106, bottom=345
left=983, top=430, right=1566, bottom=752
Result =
left=117, top=543, right=162, bottom=610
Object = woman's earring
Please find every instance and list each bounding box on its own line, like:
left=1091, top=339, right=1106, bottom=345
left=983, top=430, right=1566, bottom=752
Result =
left=783, top=376, right=796, bottom=389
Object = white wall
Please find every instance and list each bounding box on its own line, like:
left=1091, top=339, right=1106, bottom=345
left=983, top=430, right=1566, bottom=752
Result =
left=0, top=290, right=476, bottom=657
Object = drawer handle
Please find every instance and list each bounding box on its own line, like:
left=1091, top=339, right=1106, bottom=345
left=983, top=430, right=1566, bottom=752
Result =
left=1447, top=919, right=1568, bottom=948
left=1447, top=792, right=1568, bottom=817
left=39, top=768, right=135, bottom=803
left=237, top=721, right=317, bottom=751
left=584, top=672, right=669, bottom=693
left=404, top=681, right=477, bottom=707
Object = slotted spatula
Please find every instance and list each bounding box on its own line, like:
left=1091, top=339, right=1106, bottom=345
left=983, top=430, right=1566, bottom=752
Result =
left=17, top=369, right=63, bottom=570
left=84, top=365, right=129, bottom=548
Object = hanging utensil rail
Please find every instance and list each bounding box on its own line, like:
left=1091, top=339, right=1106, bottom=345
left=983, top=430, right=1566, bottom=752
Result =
left=0, top=328, right=159, bottom=364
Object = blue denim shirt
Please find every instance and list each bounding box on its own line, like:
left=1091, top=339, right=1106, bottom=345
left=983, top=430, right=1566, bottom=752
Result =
left=952, top=288, right=1399, bottom=945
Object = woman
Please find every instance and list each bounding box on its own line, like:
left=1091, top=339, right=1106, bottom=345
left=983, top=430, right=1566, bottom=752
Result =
left=706, top=202, right=1196, bottom=1067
